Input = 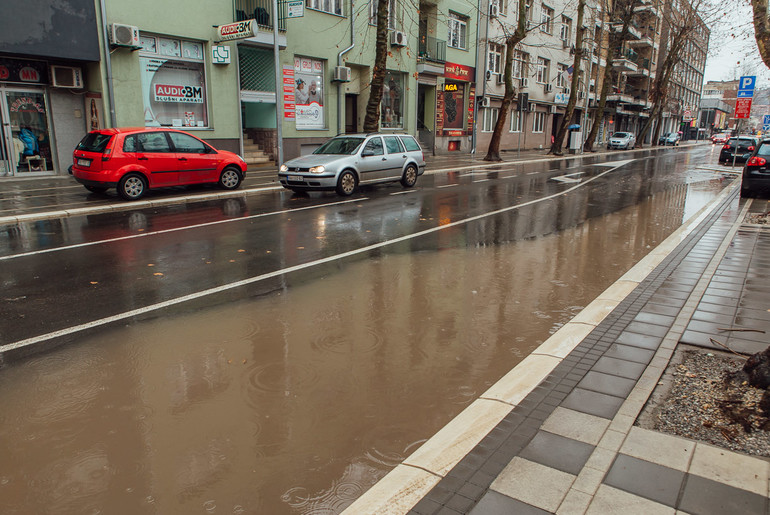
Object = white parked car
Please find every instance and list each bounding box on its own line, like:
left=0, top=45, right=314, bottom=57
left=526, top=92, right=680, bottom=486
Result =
left=607, top=132, right=636, bottom=150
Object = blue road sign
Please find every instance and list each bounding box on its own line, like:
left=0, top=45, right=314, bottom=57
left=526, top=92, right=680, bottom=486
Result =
left=764, top=125, right=770, bottom=132
left=765, top=115, right=770, bottom=126
left=738, top=75, right=757, bottom=98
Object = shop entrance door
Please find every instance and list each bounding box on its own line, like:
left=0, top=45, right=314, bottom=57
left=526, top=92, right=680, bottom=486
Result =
left=0, top=87, right=54, bottom=176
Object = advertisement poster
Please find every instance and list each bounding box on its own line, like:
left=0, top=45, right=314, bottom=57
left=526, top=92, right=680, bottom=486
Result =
left=294, top=58, right=324, bottom=129
left=84, top=92, right=103, bottom=131
left=283, top=65, right=296, bottom=119
left=435, top=91, right=445, bottom=134
left=442, top=82, right=464, bottom=130
left=466, top=85, right=475, bottom=134
left=141, top=57, right=207, bottom=127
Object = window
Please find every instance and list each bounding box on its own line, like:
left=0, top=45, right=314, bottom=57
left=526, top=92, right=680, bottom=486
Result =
left=363, top=137, right=384, bottom=155
left=448, top=12, right=468, bottom=50
left=541, top=5, right=554, bottom=34
left=482, top=107, right=499, bottom=132
left=556, top=63, right=567, bottom=88
left=139, top=34, right=208, bottom=128
left=381, top=71, right=404, bottom=128
left=384, top=136, right=404, bottom=153
left=560, top=16, right=571, bottom=43
left=169, top=131, right=208, bottom=153
left=399, top=135, right=421, bottom=151
left=488, top=43, right=503, bottom=75
left=513, top=50, right=529, bottom=78
left=536, top=57, right=549, bottom=84
left=307, top=0, right=343, bottom=15
left=124, top=132, right=172, bottom=153
left=509, top=110, right=522, bottom=132
left=533, top=110, right=545, bottom=133
left=491, top=0, right=508, bottom=16
left=369, top=0, right=396, bottom=28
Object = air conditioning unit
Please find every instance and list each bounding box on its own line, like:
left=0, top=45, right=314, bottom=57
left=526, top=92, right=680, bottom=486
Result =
left=390, top=31, right=407, bottom=46
left=550, top=105, right=558, bottom=114
left=521, top=77, right=529, bottom=88
left=545, top=83, right=553, bottom=93
left=480, top=97, right=491, bottom=108
left=333, top=66, right=351, bottom=82
left=50, top=65, right=83, bottom=89
left=496, top=73, right=505, bottom=84
left=489, top=3, right=499, bottom=17
left=109, top=23, right=140, bottom=47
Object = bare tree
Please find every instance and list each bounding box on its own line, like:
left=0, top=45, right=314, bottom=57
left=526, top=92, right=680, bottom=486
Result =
left=483, top=0, right=528, bottom=161
left=584, top=0, right=642, bottom=152
left=636, top=0, right=712, bottom=147
left=752, top=0, right=770, bottom=69
left=549, top=0, right=587, bottom=155
left=363, top=0, right=391, bottom=131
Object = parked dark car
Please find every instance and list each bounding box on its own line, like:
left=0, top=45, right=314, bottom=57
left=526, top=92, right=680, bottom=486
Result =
left=71, top=128, right=247, bottom=200
left=658, top=132, right=681, bottom=146
left=719, top=136, right=759, bottom=164
left=741, top=138, right=770, bottom=197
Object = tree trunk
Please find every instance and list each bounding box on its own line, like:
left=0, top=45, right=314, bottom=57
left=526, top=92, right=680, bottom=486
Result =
left=550, top=0, right=586, bottom=155
left=362, top=0, right=390, bottom=131
left=584, top=60, right=612, bottom=152
left=753, top=0, right=770, bottom=70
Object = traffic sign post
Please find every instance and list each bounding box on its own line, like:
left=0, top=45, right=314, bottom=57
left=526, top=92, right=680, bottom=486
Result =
left=737, top=75, right=756, bottom=98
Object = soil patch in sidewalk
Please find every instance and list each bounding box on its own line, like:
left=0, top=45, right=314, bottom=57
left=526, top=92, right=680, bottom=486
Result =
left=637, top=346, right=770, bottom=458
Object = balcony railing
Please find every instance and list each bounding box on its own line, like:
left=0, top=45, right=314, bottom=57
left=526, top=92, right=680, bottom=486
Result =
left=418, top=35, right=446, bottom=63
left=236, top=0, right=287, bottom=31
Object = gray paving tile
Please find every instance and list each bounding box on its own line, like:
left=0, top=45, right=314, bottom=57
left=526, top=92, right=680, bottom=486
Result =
left=578, top=371, right=637, bottom=398
left=641, top=303, right=682, bottom=317
left=690, top=309, right=735, bottom=326
left=678, top=474, right=768, bottom=515
left=615, top=331, right=664, bottom=350
left=632, top=311, right=676, bottom=327
left=604, top=454, right=686, bottom=508
left=519, top=430, right=595, bottom=475
left=469, top=491, right=550, bottom=515
left=593, top=356, right=646, bottom=380
left=604, top=343, right=655, bottom=364
left=561, top=387, right=624, bottom=419
left=624, top=321, right=670, bottom=337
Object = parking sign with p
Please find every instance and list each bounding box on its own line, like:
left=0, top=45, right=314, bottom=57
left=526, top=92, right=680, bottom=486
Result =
left=738, top=75, right=756, bottom=98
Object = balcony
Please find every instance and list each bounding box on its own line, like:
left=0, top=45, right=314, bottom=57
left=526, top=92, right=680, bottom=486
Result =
left=634, top=2, right=659, bottom=17
left=608, top=93, right=634, bottom=104
left=627, top=34, right=653, bottom=48
left=236, top=0, right=287, bottom=32
left=417, top=35, right=446, bottom=75
left=610, top=22, right=641, bottom=40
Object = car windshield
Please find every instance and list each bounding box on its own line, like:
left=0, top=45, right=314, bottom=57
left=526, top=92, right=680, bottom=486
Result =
left=313, top=137, right=365, bottom=155
left=76, top=132, right=113, bottom=153
left=612, top=133, right=629, bottom=138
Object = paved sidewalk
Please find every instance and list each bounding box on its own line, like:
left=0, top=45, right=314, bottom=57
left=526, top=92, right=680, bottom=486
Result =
left=345, top=184, right=770, bottom=514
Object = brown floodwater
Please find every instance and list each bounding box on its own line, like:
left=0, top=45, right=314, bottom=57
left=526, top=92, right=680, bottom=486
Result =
left=0, top=173, right=729, bottom=514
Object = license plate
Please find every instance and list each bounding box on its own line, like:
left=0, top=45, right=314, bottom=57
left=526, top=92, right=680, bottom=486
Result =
left=289, top=175, right=303, bottom=181
left=77, top=158, right=91, bottom=166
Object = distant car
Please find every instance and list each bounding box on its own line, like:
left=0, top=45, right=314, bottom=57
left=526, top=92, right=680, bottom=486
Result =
left=712, top=133, right=730, bottom=144
left=278, top=133, right=426, bottom=196
left=71, top=128, right=247, bottom=200
left=658, top=132, right=681, bottom=146
left=607, top=132, right=636, bottom=150
left=719, top=136, right=759, bottom=164
left=741, top=138, right=770, bottom=197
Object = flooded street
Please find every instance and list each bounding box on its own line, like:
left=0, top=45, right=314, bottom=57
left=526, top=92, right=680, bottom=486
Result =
left=0, top=148, right=735, bottom=513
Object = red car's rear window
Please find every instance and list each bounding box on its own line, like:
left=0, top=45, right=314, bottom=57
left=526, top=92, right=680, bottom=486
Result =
left=76, top=133, right=113, bottom=153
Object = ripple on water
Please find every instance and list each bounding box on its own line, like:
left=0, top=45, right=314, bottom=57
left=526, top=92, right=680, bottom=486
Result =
left=309, top=326, right=383, bottom=355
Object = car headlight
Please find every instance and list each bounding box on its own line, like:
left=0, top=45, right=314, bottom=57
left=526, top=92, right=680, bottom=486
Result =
left=309, top=165, right=325, bottom=174
left=279, top=164, right=288, bottom=173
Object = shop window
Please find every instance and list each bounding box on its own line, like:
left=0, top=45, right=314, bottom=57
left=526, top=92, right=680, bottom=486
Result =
left=139, top=34, right=208, bottom=128
left=448, top=12, right=468, bottom=50
left=294, top=57, right=325, bottom=129
left=482, top=107, right=499, bottom=132
left=5, top=91, right=52, bottom=173
left=381, top=71, right=404, bottom=129
left=307, top=0, right=343, bottom=15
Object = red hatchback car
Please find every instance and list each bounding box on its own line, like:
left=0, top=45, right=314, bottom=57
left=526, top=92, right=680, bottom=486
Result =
left=71, top=128, right=247, bottom=200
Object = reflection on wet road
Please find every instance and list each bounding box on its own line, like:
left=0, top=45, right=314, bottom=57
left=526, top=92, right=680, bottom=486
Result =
left=0, top=146, right=735, bottom=513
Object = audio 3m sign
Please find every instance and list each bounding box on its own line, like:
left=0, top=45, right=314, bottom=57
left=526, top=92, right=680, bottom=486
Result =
left=154, top=84, right=204, bottom=103
left=216, top=20, right=256, bottom=41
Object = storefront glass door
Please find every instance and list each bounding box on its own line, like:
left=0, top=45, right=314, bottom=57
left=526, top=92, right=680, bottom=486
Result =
left=0, top=87, right=54, bottom=176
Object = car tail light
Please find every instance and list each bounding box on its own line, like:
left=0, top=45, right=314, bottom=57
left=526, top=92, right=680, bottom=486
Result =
left=722, top=144, right=730, bottom=150
left=748, top=146, right=755, bottom=152
left=101, top=148, right=112, bottom=162
left=747, top=156, right=766, bottom=166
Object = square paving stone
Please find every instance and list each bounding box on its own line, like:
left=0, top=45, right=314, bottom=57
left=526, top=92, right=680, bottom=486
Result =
left=561, top=387, right=624, bottom=419
left=678, top=474, right=768, bottom=515
left=604, top=343, right=655, bottom=364
left=604, top=454, right=685, bottom=508
left=615, top=331, right=664, bottom=350
left=519, top=430, right=595, bottom=475
left=578, top=371, right=637, bottom=398
left=490, top=457, right=575, bottom=513
left=632, top=312, right=676, bottom=327
left=690, top=309, right=735, bottom=326
left=586, top=484, right=676, bottom=514
left=640, top=303, right=682, bottom=317
left=593, top=356, right=646, bottom=380
left=624, top=321, right=670, bottom=337
left=469, top=491, right=550, bottom=515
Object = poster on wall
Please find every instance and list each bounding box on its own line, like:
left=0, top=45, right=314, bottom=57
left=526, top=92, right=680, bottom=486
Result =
left=84, top=92, right=103, bottom=132
left=293, top=57, right=324, bottom=129
left=442, top=82, right=464, bottom=130
left=283, top=65, right=296, bottom=119
left=141, top=57, right=207, bottom=127
left=466, top=85, right=475, bottom=133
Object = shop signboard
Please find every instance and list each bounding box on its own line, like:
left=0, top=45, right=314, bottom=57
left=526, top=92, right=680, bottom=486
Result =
left=444, top=62, right=474, bottom=82
left=287, top=0, right=304, bottom=17
left=216, top=20, right=256, bottom=41
left=0, top=58, right=48, bottom=85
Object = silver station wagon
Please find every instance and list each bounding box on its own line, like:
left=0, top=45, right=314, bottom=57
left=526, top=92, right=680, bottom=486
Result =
left=278, top=133, right=426, bottom=196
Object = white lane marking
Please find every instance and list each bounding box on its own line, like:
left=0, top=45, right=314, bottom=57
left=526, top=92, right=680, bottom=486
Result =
left=0, top=197, right=368, bottom=261
left=527, top=171, right=539, bottom=175
left=437, top=184, right=459, bottom=188
left=0, top=160, right=634, bottom=354
left=473, top=179, right=490, bottom=183
left=551, top=172, right=585, bottom=184
left=389, top=190, right=419, bottom=195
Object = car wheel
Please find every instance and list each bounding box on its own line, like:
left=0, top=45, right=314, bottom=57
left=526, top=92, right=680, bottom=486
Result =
left=400, top=164, right=418, bottom=188
left=84, top=185, right=108, bottom=194
left=118, top=173, right=147, bottom=201
left=336, top=170, right=357, bottom=196
left=219, top=167, right=242, bottom=190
